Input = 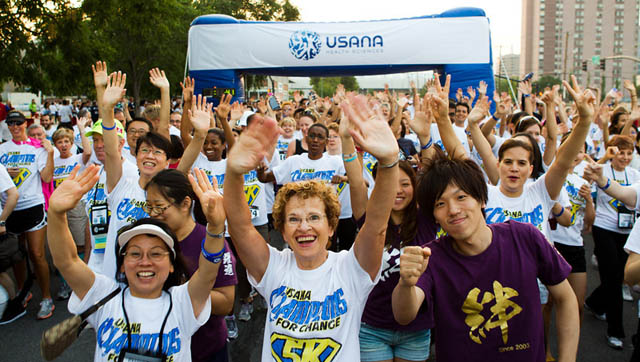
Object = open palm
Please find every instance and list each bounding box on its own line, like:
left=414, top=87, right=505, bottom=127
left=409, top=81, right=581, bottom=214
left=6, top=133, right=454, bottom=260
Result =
left=49, top=165, right=100, bottom=213
left=227, top=115, right=280, bottom=174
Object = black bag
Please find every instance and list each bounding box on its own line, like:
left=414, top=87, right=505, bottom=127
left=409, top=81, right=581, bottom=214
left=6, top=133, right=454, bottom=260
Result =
left=0, top=233, right=23, bottom=273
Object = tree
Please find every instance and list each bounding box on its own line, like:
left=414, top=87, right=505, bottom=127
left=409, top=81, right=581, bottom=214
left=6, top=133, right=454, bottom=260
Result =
left=309, top=76, right=359, bottom=97
left=532, top=75, right=562, bottom=93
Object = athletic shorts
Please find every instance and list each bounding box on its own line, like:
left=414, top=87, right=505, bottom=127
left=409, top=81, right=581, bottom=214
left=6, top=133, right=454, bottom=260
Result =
left=6, top=204, right=47, bottom=234
left=359, top=323, right=431, bottom=362
left=554, top=242, right=586, bottom=273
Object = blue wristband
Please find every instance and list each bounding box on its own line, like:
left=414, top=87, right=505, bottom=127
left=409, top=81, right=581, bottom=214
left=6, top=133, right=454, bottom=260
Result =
left=201, top=238, right=225, bottom=264
left=101, top=123, right=116, bottom=131
left=421, top=137, right=433, bottom=150
left=599, top=178, right=611, bottom=191
left=552, top=207, right=565, bottom=218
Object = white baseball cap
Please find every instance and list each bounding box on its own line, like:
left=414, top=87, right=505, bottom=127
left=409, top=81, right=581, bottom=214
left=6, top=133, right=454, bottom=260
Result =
left=118, top=224, right=176, bottom=257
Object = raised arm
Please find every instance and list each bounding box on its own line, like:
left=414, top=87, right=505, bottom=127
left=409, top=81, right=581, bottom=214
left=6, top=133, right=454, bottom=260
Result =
left=431, top=74, right=467, bottom=160
left=224, top=115, right=280, bottom=283
left=215, top=94, right=236, bottom=150
left=180, top=76, right=195, bottom=147
left=47, top=165, right=100, bottom=300
left=177, top=95, right=212, bottom=173
left=541, top=90, right=559, bottom=166
left=339, top=114, right=368, bottom=221
left=39, top=139, right=55, bottom=183
left=92, top=61, right=108, bottom=118
left=149, top=68, right=171, bottom=141
left=546, top=75, right=595, bottom=200
left=341, top=94, right=400, bottom=281
left=467, top=96, right=499, bottom=184
left=409, top=93, right=435, bottom=163
left=186, top=168, right=226, bottom=318
left=77, top=116, right=92, bottom=165
left=625, top=79, right=638, bottom=111
left=101, top=71, right=127, bottom=192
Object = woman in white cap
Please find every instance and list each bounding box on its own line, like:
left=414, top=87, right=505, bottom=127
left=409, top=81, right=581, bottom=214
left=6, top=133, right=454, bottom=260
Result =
left=47, top=165, right=226, bottom=362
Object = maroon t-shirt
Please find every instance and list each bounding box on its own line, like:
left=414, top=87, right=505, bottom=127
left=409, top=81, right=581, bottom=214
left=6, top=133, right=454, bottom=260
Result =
left=360, top=208, right=438, bottom=331
left=180, top=223, right=237, bottom=361
left=415, top=221, right=571, bottom=362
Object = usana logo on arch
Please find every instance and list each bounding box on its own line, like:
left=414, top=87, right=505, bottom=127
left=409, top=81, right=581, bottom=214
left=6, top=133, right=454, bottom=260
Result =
left=288, top=30, right=384, bottom=60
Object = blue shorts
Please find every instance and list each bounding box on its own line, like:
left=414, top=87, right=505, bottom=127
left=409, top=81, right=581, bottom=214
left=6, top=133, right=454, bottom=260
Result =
left=359, top=323, right=431, bottom=362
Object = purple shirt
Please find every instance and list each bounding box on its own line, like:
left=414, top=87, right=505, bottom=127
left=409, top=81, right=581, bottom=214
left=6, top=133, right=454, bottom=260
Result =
left=180, top=223, right=237, bottom=361
left=415, top=221, right=570, bottom=362
left=360, top=209, right=437, bottom=331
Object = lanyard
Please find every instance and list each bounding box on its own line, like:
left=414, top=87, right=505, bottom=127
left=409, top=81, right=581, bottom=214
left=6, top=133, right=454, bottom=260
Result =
left=121, top=286, right=173, bottom=358
left=610, top=165, right=629, bottom=186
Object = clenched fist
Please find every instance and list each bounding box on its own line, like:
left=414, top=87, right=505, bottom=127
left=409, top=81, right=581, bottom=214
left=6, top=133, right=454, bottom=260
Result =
left=398, top=246, right=431, bottom=287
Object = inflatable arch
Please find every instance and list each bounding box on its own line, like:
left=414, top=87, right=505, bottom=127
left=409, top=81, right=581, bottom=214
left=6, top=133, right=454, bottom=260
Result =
left=188, top=7, right=495, bottom=104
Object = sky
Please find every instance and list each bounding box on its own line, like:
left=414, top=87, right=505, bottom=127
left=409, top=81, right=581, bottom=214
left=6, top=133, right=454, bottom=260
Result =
left=289, top=0, right=522, bottom=57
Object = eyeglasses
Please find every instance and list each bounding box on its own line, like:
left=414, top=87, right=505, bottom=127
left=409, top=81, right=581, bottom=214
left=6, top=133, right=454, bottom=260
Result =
left=121, top=248, right=170, bottom=262
left=286, top=214, right=326, bottom=226
left=7, top=120, right=25, bottom=126
left=143, top=203, right=173, bottom=216
left=128, top=128, right=148, bottom=135
left=139, top=148, right=165, bottom=157
left=307, top=133, right=326, bottom=141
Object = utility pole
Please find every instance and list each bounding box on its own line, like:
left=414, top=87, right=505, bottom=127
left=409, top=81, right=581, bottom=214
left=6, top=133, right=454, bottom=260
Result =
left=562, top=32, right=569, bottom=98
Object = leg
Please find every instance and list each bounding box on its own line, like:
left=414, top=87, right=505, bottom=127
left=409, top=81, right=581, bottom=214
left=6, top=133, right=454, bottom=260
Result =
left=25, top=227, right=51, bottom=300
left=586, top=226, right=617, bottom=317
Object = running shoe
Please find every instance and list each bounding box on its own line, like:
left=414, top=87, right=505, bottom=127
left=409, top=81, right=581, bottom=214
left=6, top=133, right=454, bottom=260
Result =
left=56, top=283, right=72, bottom=301
left=238, top=302, right=253, bottom=322
left=606, top=335, right=623, bottom=350
left=37, top=298, right=55, bottom=320
left=22, top=291, right=33, bottom=308
left=584, top=302, right=606, bottom=321
left=0, top=299, right=26, bottom=325
left=623, top=285, right=633, bottom=302
left=225, top=315, right=239, bottom=339
left=591, top=254, right=598, bottom=268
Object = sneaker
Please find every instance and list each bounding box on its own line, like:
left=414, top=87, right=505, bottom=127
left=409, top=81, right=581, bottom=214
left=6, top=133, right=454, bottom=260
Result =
left=606, top=335, right=624, bottom=349
left=56, top=283, right=72, bottom=301
left=37, top=298, right=55, bottom=320
left=238, top=302, right=253, bottom=322
left=584, top=302, right=606, bottom=321
left=591, top=254, right=598, bottom=268
left=623, top=285, right=633, bottom=302
left=225, top=315, right=238, bottom=339
left=21, top=291, right=33, bottom=308
left=0, top=299, right=26, bottom=325
left=633, top=284, right=640, bottom=294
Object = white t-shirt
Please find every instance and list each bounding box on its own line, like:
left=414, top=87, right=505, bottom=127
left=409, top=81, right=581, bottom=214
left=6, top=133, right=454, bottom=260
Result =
left=624, top=222, right=640, bottom=254
left=0, top=141, right=48, bottom=210
left=248, top=246, right=379, bottom=362
left=59, top=105, right=73, bottom=123
left=328, top=154, right=352, bottom=219
left=104, top=175, right=148, bottom=279
left=0, top=164, right=15, bottom=215
left=294, top=130, right=303, bottom=140
left=191, top=154, right=226, bottom=191
left=550, top=172, right=590, bottom=247
left=272, top=154, right=348, bottom=217
left=43, top=126, right=56, bottom=140
left=485, top=175, right=556, bottom=241
left=593, top=163, right=640, bottom=234
left=72, top=125, right=89, bottom=149
left=243, top=169, right=268, bottom=226
left=265, top=150, right=281, bottom=213
left=83, top=160, right=139, bottom=274
left=362, top=152, right=377, bottom=198
left=277, top=135, right=295, bottom=161
left=53, top=154, right=85, bottom=188
left=68, top=274, right=209, bottom=362
left=169, top=125, right=181, bottom=137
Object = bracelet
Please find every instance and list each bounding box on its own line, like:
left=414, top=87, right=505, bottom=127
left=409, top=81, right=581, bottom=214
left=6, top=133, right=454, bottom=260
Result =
left=102, top=123, right=116, bottom=131
left=342, top=152, right=357, bottom=162
left=201, top=238, right=225, bottom=263
left=523, top=94, right=531, bottom=98
left=378, top=152, right=401, bottom=169
left=421, top=137, right=433, bottom=150
left=205, top=224, right=225, bottom=238
left=552, top=208, right=565, bottom=218
left=492, top=114, right=500, bottom=122
left=598, top=178, right=611, bottom=191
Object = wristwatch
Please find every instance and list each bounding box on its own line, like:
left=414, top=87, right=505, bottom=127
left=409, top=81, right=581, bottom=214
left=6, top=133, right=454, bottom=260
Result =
left=0, top=220, right=6, bottom=227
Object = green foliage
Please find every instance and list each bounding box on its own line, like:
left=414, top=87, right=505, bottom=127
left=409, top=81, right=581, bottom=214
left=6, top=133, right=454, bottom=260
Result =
left=310, top=76, right=359, bottom=97
left=532, top=75, right=562, bottom=93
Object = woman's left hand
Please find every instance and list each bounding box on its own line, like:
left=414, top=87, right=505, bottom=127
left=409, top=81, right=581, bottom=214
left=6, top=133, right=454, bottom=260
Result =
left=49, top=165, right=100, bottom=214
left=189, top=168, right=225, bottom=227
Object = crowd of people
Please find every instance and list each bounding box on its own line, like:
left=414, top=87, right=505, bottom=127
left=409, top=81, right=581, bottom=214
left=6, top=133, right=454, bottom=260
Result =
left=0, top=60, right=640, bottom=362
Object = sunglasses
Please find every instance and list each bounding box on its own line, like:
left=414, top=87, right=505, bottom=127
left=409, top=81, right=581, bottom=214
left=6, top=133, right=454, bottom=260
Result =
left=6, top=120, right=25, bottom=126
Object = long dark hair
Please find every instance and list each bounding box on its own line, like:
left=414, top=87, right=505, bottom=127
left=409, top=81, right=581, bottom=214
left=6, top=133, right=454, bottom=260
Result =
left=145, top=169, right=207, bottom=228
left=115, top=218, right=189, bottom=291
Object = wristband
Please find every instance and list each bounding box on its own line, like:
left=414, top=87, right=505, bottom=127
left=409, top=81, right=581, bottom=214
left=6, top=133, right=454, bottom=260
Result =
left=379, top=152, right=401, bottom=169
left=598, top=178, right=611, bottom=191
left=342, top=152, right=357, bottom=162
left=102, top=123, right=116, bottom=131
left=205, top=224, right=225, bottom=238
left=523, top=94, right=531, bottom=98
left=421, top=137, right=433, bottom=150
left=492, top=114, right=500, bottom=122
left=201, top=238, right=225, bottom=263
left=552, top=208, right=565, bottom=218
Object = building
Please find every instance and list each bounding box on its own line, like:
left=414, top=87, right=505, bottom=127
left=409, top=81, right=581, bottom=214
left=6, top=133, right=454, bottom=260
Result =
left=521, top=0, right=639, bottom=90
left=496, top=54, right=521, bottom=79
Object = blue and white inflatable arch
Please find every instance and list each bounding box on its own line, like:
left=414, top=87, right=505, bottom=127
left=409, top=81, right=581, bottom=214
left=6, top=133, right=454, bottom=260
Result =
left=188, top=7, right=495, bottom=103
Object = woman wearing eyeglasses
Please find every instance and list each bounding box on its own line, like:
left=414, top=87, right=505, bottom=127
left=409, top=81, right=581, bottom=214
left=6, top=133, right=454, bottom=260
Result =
left=144, top=169, right=237, bottom=361
left=47, top=165, right=226, bottom=361
left=0, top=110, right=55, bottom=319
left=225, top=95, right=400, bottom=360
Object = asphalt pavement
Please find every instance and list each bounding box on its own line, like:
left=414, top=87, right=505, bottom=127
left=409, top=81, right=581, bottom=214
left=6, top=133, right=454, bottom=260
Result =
left=0, top=232, right=635, bottom=361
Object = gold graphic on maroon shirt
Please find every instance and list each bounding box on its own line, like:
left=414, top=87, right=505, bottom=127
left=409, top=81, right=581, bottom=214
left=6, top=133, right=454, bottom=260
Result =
left=462, top=281, right=523, bottom=344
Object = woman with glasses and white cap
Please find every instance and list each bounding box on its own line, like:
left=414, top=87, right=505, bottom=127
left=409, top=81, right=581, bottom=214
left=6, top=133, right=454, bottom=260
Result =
left=0, top=110, right=56, bottom=320
left=47, top=165, right=226, bottom=362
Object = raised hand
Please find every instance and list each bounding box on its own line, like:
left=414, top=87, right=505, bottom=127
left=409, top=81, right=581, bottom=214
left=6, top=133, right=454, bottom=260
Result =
left=467, top=86, right=476, bottom=102
left=76, top=116, right=90, bottom=131
left=180, top=76, right=195, bottom=104
left=583, top=158, right=605, bottom=185
left=41, top=139, right=54, bottom=153
left=428, top=73, right=452, bottom=122
left=293, top=91, right=302, bottom=104
left=456, top=88, right=463, bottom=102
left=541, top=90, right=554, bottom=104
left=215, top=93, right=232, bottom=121
left=398, top=246, right=431, bottom=287
left=563, top=75, right=595, bottom=119
left=149, top=68, right=169, bottom=90
left=519, top=78, right=532, bottom=95
left=340, top=94, right=399, bottom=165
left=189, top=168, right=225, bottom=227
left=478, top=80, right=488, bottom=96
left=92, top=61, right=108, bottom=89
left=230, top=101, right=243, bottom=122
left=189, top=94, right=213, bottom=133
left=49, top=165, right=100, bottom=214
left=227, top=115, right=280, bottom=174
left=103, top=72, right=127, bottom=109
left=409, top=93, right=433, bottom=138
left=468, top=96, right=490, bottom=126
left=257, top=98, right=267, bottom=114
